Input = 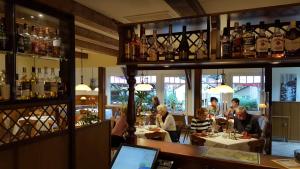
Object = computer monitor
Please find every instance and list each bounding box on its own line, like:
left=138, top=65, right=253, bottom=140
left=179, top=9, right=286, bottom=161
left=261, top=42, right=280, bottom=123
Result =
left=111, top=144, right=159, bottom=169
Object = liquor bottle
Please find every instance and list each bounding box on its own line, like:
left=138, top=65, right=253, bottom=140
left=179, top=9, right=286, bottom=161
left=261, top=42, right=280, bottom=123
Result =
left=20, top=67, right=30, bottom=100
left=129, top=33, right=139, bottom=61
left=179, top=26, right=190, bottom=60
left=165, top=24, right=175, bottom=61
left=271, top=20, right=285, bottom=58
left=23, top=24, right=31, bottom=53
left=30, top=67, right=38, bottom=98
left=53, top=28, right=61, bottom=57
left=147, top=29, right=159, bottom=61
left=16, top=73, right=22, bottom=100
left=139, top=26, right=149, bottom=61
left=30, top=26, right=38, bottom=54
left=50, top=68, right=58, bottom=97
left=36, top=67, right=45, bottom=98
left=44, top=27, right=53, bottom=56
left=0, top=17, right=7, bottom=51
left=256, top=21, right=270, bottom=58
left=195, top=31, right=208, bottom=60
left=124, top=29, right=132, bottom=61
left=285, top=20, right=300, bottom=57
left=242, top=22, right=256, bottom=58
left=231, top=22, right=243, bottom=58
left=57, top=70, right=64, bottom=97
left=0, top=70, right=9, bottom=100
left=221, top=27, right=231, bottom=59
left=38, top=27, right=46, bottom=56
left=17, top=24, right=24, bottom=53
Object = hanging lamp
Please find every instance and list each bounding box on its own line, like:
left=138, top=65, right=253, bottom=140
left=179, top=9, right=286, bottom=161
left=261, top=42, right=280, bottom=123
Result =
left=135, top=71, right=153, bottom=91
left=75, top=50, right=92, bottom=91
left=215, top=69, right=234, bottom=93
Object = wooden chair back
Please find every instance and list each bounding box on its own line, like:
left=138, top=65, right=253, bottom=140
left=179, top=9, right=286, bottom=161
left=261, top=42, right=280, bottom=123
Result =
left=145, top=132, right=166, bottom=141
left=190, top=134, right=206, bottom=146
left=248, top=139, right=265, bottom=153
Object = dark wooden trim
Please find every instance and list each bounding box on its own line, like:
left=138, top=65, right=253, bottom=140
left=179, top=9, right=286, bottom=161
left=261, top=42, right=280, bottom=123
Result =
left=194, top=69, right=202, bottom=113
left=265, top=65, right=272, bottom=155
left=75, top=39, right=119, bottom=57
left=186, top=0, right=206, bottom=15
left=165, top=0, right=205, bottom=17
left=98, top=67, right=106, bottom=121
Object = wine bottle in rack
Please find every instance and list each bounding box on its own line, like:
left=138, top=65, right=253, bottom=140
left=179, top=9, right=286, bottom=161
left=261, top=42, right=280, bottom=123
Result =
left=17, top=24, right=25, bottom=53
left=271, top=20, right=285, bottom=58
left=242, top=22, right=256, bottom=58
left=30, top=67, right=38, bottom=98
left=196, top=31, right=208, bottom=60
left=221, top=27, right=231, bottom=59
left=285, top=20, right=300, bottom=57
left=139, top=26, right=149, bottom=61
left=165, top=24, right=175, bottom=61
left=23, top=24, right=31, bottom=53
left=231, top=22, right=242, bottom=58
left=20, top=67, right=30, bottom=100
left=124, top=29, right=132, bottom=61
left=179, top=26, right=190, bottom=60
left=147, top=29, right=159, bottom=61
left=256, top=21, right=270, bottom=58
left=0, top=17, right=7, bottom=51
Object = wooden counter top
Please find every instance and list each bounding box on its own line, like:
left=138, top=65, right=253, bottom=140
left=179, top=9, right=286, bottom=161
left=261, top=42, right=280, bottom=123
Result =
left=136, top=138, right=284, bottom=169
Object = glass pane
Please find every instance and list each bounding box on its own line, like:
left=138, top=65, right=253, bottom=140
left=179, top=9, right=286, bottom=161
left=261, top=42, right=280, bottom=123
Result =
left=175, top=77, right=180, bottom=83
left=110, top=76, right=114, bottom=83
left=254, top=76, right=261, bottom=83
left=151, top=76, right=156, bottom=83
left=247, top=76, right=254, bottom=83
left=240, top=76, right=246, bottom=83
left=164, top=82, right=186, bottom=112
left=233, top=76, right=239, bottom=83
left=164, top=77, right=169, bottom=83
left=136, top=76, right=141, bottom=83
left=170, top=77, right=174, bottom=83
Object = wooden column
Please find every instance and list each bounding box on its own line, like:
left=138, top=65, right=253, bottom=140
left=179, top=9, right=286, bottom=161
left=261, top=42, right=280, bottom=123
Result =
left=265, top=65, right=272, bottom=155
left=98, top=67, right=106, bottom=121
left=194, top=69, right=202, bottom=114
left=126, top=66, right=137, bottom=144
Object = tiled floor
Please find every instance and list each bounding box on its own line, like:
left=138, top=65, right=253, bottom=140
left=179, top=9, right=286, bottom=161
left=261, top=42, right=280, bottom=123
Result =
left=272, top=141, right=300, bottom=157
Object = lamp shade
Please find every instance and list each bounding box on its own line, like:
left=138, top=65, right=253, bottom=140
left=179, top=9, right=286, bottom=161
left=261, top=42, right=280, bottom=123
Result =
left=207, top=87, right=220, bottom=94
left=75, top=83, right=92, bottom=91
left=135, top=83, right=153, bottom=91
left=94, top=87, right=99, bottom=91
left=215, top=84, right=234, bottom=93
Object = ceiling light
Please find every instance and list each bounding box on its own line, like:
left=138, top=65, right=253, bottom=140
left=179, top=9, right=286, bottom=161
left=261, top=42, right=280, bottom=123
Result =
left=21, top=17, right=25, bottom=20
left=38, top=14, right=43, bottom=17
left=75, top=49, right=91, bottom=91
left=213, top=69, right=234, bottom=94
left=30, top=15, right=34, bottom=19
left=135, top=83, right=153, bottom=91
left=94, top=87, right=99, bottom=91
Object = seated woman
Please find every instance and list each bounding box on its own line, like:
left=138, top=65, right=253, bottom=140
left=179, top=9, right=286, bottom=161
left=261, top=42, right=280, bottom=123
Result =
left=191, top=108, right=212, bottom=134
left=111, top=106, right=128, bottom=148
left=155, top=104, right=177, bottom=142
left=207, top=97, right=220, bottom=116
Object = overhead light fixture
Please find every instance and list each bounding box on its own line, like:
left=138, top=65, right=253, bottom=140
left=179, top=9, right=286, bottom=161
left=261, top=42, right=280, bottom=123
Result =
left=30, top=15, right=34, bottom=19
left=135, top=72, right=153, bottom=91
left=38, top=14, right=43, bottom=17
left=94, top=87, right=99, bottom=91
left=75, top=49, right=91, bottom=91
left=215, top=69, right=234, bottom=93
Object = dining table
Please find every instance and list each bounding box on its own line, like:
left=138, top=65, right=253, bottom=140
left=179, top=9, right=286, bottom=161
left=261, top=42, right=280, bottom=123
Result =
left=135, top=125, right=172, bottom=142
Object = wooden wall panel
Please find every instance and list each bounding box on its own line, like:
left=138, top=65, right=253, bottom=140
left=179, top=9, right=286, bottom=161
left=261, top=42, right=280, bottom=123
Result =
left=0, top=148, right=15, bottom=169
left=76, top=121, right=111, bottom=169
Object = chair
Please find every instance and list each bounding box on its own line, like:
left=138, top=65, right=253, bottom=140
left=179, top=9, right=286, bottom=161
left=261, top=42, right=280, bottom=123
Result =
left=248, top=139, right=265, bottom=153
left=182, top=115, right=193, bottom=143
left=145, top=132, right=166, bottom=141
left=190, top=134, right=206, bottom=146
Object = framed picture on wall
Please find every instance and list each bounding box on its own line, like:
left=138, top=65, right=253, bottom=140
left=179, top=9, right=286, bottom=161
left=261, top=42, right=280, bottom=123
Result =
left=280, top=74, right=297, bottom=101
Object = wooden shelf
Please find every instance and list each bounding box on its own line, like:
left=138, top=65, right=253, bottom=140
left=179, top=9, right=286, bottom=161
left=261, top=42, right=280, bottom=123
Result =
left=0, top=97, right=69, bottom=109
left=16, top=52, right=67, bottom=61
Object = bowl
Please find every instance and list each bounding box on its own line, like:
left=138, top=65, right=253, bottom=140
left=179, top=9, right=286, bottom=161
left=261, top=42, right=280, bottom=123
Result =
left=295, top=149, right=300, bottom=162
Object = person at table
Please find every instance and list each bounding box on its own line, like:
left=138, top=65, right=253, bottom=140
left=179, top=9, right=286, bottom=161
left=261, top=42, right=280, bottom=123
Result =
left=207, top=97, right=219, bottom=116
left=111, top=106, right=128, bottom=147
left=156, top=104, right=177, bottom=142
left=191, top=108, right=212, bottom=134
left=150, top=96, right=160, bottom=124
left=225, top=98, right=240, bottom=118
left=234, top=107, right=261, bottom=138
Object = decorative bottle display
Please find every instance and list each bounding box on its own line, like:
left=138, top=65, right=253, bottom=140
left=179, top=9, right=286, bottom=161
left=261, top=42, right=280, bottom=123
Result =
left=124, top=29, right=132, bottom=61
left=148, top=29, right=159, bottom=61
left=139, top=26, right=149, bottom=61
left=242, top=22, right=256, bottom=58
left=231, top=22, right=242, bottom=58
left=271, top=20, right=285, bottom=58
left=0, top=17, right=7, bottom=51
left=17, top=24, right=25, bottom=53
left=179, top=26, right=190, bottom=60
left=165, top=24, right=175, bottom=61
left=195, top=31, right=207, bottom=60
left=30, top=67, right=38, bottom=98
left=256, top=21, right=270, bottom=58
left=0, top=70, right=10, bottom=101
left=53, top=28, right=61, bottom=57
left=221, top=27, right=231, bottom=59
left=285, top=20, right=300, bottom=57
left=44, top=27, right=53, bottom=56
left=20, top=67, right=30, bottom=100
left=23, top=24, right=31, bottom=53
left=31, top=26, right=38, bottom=54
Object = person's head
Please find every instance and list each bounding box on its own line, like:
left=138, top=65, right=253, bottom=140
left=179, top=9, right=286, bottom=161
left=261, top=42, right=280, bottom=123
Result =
left=231, top=98, right=240, bottom=108
left=195, top=108, right=208, bottom=121
left=152, top=96, right=160, bottom=106
left=210, top=97, right=218, bottom=107
left=121, top=106, right=127, bottom=116
left=157, top=104, right=168, bottom=116
left=236, top=106, right=247, bottom=120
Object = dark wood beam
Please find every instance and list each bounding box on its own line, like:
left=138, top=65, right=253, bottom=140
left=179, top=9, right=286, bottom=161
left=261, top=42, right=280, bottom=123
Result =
left=75, top=52, right=88, bottom=59
left=76, top=39, right=118, bottom=57
left=98, top=67, right=106, bottom=121
left=165, top=0, right=206, bottom=17
left=194, top=69, right=202, bottom=113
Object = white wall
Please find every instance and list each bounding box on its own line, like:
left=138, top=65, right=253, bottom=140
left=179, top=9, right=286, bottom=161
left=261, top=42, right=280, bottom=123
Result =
left=272, top=67, right=300, bottom=102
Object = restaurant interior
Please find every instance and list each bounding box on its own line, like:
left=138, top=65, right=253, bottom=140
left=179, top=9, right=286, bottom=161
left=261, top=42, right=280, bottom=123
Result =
left=1, top=0, right=300, bottom=169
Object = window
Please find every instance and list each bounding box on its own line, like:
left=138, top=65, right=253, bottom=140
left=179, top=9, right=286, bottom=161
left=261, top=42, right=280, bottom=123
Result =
left=110, top=76, right=129, bottom=104
left=232, top=75, right=263, bottom=111
left=164, top=76, right=186, bottom=112
left=135, top=76, right=157, bottom=111
left=202, top=75, right=222, bottom=107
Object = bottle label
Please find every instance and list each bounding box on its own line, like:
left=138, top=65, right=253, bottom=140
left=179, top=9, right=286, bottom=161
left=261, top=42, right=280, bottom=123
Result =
left=256, top=38, right=270, bottom=52
left=271, top=37, right=284, bottom=52
left=232, top=37, right=242, bottom=53
left=285, top=37, right=300, bottom=52
left=243, top=36, right=255, bottom=45
left=53, top=39, right=61, bottom=47
left=222, top=42, right=231, bottom=56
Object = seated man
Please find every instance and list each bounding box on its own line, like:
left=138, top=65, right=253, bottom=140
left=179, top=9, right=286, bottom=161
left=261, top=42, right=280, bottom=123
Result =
left=234, top=107, right=262, bottom=138
left=191, top=108, right=212, bottom=134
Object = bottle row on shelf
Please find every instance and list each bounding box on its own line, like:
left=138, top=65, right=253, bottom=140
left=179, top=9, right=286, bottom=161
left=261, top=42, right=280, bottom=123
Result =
left=122, top=19, right=300, bottom=63
left=221, top=20, right=300, bottom=59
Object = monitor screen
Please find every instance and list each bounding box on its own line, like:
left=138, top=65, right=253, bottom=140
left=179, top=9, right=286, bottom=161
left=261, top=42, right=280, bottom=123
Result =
left=111, top=145, right=159, bottom=169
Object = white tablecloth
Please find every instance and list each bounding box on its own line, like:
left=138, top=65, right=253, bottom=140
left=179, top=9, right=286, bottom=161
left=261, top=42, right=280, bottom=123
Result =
left=135, top=125, right=172, bottom=142
left=13, top=116, right=57, bottom=135
left=201, top=133, right=257, bottom=152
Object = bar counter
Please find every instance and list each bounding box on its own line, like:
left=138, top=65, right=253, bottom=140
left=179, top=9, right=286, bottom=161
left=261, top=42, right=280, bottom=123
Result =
left=136, top=138, right=285, bottom=169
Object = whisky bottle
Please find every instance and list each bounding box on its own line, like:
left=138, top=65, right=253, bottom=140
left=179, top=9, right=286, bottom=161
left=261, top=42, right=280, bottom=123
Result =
left=38, top=27, right=46, bottom=56
left=165, top=24, right=175, bottom=61
left=221, top=27, right=231, bottom=59
left=23, top=24, right=31, bottom=53
left=139, top=26, right=149, bottom=61
left=0, top=17, right=7, bottom=51
left=285, top=20, right=300, bottom=57
left=50, top=68, right=58, bottom=97
left=44, top=27, right=53, bottom=56
left=179, top=26, right=190, bottom=60
left=53, top=28, right=61, bottom=57
left=130, top=33, right=139, bottom=61
left=30, top=67, right=38, bottom=98
left=256, top=21, right=270, bottom=58
left=36, top=67, right=45, bottom=98
left=30, top=26, right=38, bottom=54
left=196, top=31, right=208, bottom=60
left=231, top=22, right=242, bottom=58
left=16, top=74, right=22, bottom=100
left=44, top=67, right=51, bottom=98
left=271, top=20, right=285, bottom=58
left=20, top=67, right=30, bottom=100
left=242, top=22, right=256, bottom=58
left=124, top=29, right=132, bottom=61
left=17, top=24, right=24, bottom=53
left=147, top=29, right=159, bottom=61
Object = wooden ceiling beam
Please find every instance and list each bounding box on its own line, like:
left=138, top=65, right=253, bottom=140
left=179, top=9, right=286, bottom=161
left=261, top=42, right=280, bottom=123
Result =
left=165, top=0, right=206, bottom=17
left=76, top=39, right=118, bottom=57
